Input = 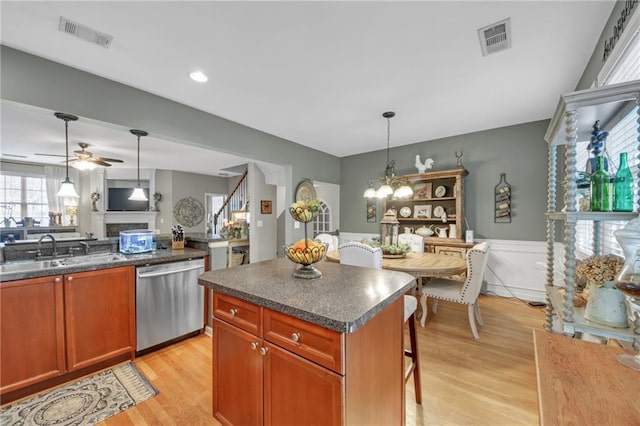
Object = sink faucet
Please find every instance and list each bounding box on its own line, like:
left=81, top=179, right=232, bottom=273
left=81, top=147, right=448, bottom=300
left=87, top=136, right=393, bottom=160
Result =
left=80, top=241, right=90, bottom=255
left=38, top=234, right=58, bottom=257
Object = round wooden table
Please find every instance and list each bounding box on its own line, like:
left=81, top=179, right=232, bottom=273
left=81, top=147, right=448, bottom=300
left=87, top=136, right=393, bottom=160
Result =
left=324, top=250, right=466, bottom=279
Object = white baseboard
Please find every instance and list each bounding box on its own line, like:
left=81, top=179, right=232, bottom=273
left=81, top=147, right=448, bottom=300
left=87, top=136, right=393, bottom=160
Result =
left=204, top=325, right=212, bottom=337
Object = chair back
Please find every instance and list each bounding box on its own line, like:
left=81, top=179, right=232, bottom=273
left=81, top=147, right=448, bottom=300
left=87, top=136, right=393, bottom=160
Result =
left=338, top=242, right=382, bottom=270
left=459, top=242, right=490, bottom=304
left=397, top=233, right=424, bottom=253
left=315, top=233, right=339, bottom=252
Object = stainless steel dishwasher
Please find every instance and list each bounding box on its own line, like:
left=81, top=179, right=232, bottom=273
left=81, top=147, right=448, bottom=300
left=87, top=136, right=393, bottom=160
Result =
left=136, top=258, right=205, bottom=352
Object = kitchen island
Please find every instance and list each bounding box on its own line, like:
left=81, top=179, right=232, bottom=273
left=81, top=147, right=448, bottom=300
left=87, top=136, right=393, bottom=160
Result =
left=198, top=258, right=416, bottom=426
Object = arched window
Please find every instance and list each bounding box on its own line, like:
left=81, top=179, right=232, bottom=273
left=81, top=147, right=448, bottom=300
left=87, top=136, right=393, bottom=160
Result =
left=312, top=200, right=331, bottom=235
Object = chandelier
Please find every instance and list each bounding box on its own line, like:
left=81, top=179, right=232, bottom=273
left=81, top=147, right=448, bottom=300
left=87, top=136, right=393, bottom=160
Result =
left=363, top=111, right=413, bottom=199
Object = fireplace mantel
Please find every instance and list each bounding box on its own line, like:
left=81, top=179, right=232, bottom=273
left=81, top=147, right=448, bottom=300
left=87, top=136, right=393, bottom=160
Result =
left=92, top=211, right=158, bottom=239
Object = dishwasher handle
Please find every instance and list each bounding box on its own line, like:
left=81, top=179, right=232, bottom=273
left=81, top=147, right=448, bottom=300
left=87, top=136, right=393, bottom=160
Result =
left=137, top=264, right=204, bottom=279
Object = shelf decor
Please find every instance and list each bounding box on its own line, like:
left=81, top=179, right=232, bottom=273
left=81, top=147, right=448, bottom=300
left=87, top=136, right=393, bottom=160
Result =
left=494, top=173, right=511, bottom=223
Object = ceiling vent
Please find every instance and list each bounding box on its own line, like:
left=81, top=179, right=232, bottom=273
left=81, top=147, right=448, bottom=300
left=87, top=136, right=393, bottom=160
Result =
left=477, top=18, right=511, bottom=56
left=58, top=16, right=113, bottom=48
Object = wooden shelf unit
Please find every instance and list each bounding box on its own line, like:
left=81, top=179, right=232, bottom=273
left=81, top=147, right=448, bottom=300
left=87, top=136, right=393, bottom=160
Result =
left=383, top=168, right=470, bottom=256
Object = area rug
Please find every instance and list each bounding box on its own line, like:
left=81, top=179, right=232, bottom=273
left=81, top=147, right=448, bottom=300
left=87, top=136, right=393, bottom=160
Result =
left=0, top=362, right=158, bottom=426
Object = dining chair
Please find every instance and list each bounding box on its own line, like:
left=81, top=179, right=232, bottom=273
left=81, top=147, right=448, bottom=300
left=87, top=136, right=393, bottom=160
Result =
left=315, top=233, right=339, bottom=252
left=419, top=242, right=490, bottom=339
left=397, top=233, right=425, bottom=253
left=337, top=242, right=422, bottom=404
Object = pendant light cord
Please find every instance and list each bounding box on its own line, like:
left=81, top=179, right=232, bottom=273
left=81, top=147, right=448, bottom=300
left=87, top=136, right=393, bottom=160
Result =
left=386, top=116, right=391, bottom=165
left=137, top=135, right=141, bottom=186
left=64, top=119, right=70, bottom=178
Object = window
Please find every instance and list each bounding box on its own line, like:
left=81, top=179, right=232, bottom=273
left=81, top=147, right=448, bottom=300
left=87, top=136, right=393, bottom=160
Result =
left=574, top=19, right=640, bottom=258
left=312, top=201, right=331, bottom=235
left=0, top=174, right=50, bottom=226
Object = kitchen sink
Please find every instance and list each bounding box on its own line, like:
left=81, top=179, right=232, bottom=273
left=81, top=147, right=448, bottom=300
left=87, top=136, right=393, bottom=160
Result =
left=1, top=253, right=128, bottom=274
left=1, top=259, right=65, bottom=273
left=61, top=252, right=128, bottom=265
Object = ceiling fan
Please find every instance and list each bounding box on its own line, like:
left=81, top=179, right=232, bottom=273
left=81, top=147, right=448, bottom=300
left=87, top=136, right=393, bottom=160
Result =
left=36, top=142, right=124, bottom=168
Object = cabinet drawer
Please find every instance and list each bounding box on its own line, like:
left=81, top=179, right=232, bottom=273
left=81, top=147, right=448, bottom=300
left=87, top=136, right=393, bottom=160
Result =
left=263, top=309, right=344, bottom=374
left=214, top=293, right=262, bottom=337
left=434, top=245, right=466, bottom=259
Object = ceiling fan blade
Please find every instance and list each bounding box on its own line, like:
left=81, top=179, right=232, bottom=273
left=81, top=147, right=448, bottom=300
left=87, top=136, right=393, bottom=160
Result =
left=94, top=157, right=124, bottom=163
left=88, top=159, right=112, bottom=167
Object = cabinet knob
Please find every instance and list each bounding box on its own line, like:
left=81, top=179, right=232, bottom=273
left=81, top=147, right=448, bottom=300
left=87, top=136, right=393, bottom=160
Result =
left=229, top=308, right=238, bottom=317
left=291, top=332, right=301, bottom=343
left=54, top=277, right=62, bottom=283
left=67, top=276, right=74, bottom=282
left=260, top=347, right=269, bottom=356
left=250, top=342, right=259, bottom=350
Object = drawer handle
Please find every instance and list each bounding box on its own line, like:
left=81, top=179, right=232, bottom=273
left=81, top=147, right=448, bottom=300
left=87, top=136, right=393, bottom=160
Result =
left=67, top=276, right=74, bottom=282
left=229, top=308, right=238, bottom=317
left=260, top=347, right=269, bottom=356
left=250, top=342, right=259, bottom=350
left=291, top=332, right=301, bottom=343
left=54, top=277, right=62, bottom=283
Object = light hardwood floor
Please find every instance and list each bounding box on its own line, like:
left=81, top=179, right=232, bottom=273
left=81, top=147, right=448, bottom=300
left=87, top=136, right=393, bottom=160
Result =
left=102, top=294, right=546, bottom=425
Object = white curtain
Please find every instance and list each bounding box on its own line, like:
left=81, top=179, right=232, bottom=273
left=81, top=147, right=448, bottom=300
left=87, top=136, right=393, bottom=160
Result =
left=45, top=165, right=80, bottom=217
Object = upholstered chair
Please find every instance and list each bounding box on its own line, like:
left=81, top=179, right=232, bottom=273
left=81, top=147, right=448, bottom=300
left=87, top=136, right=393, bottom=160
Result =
left=419, top=242, right=490, bottom=339
left=315, top=233, right=339, bottom=252
left=397, top=233, right=425, bottom=253
left=337, top=242, right=422, bottom=404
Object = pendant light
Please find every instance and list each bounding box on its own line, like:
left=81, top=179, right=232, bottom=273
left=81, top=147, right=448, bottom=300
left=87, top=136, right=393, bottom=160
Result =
left=375, top=112, right=396, bottom=198
left=129, top=129, right=148, bottom=201
left=55, top=112, right=80, bottom=198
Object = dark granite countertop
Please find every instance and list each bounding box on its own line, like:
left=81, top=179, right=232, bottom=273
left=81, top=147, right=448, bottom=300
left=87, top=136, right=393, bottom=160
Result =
left=198, top=258, right=415, bottom=333
left=0, top=247, right=207, bottom=282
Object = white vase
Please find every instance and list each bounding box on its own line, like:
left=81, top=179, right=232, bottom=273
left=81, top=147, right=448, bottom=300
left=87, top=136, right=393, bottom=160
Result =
left=584, top=281, right=629, bottom=328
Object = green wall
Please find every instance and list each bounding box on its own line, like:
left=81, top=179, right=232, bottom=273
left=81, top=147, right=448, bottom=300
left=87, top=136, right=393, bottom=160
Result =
left=340, top=120, right=550, bottom=241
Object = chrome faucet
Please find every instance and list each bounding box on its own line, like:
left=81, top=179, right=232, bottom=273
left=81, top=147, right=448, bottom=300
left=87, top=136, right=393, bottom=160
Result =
left=38, top=234, right=58, bottom=257
left=80, top=241, right=90, bottom=255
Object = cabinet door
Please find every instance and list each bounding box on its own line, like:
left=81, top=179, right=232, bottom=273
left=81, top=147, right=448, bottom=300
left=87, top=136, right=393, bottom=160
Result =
left=64, top=266, right=135, bottom=371
left=213, top=319, right=263, bottom=426
left=264, top=342, right=344, bottom=426
left=0, top=276, right=65, bottom=394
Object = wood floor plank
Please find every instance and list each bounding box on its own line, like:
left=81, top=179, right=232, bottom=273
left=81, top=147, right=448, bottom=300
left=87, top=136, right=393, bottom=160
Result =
left=98, top=294, right=543, bottom=425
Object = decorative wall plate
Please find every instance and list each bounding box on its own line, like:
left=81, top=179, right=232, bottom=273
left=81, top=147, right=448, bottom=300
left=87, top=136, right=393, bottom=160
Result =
left=399, top=206, right=412, bottom=218
left=173, top=196, right=205, bottom=227
left=433, top=205, right=445, bottom=219
left=434, top=185, right=446, bottom=198
left=295, top=179, right=316, bottom=203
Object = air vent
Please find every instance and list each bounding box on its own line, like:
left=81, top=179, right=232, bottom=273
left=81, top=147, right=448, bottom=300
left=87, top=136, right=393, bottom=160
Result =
left=58, top=16, right=113, bottom=48
left=478, top=18, right=511, bottom=56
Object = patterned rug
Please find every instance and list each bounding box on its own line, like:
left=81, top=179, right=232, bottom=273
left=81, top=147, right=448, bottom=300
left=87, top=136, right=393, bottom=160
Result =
left=0, top=362, right=158, bottom=426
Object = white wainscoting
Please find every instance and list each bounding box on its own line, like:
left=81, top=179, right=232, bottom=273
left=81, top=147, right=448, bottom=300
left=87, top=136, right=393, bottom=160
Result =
left=339, top=233, right=564, bottom=303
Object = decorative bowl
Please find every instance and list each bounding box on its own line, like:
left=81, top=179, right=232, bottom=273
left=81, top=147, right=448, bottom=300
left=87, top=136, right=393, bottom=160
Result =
left=283, top=241, right=328, bottom=279
left=289, top=206, right=318, bottom=223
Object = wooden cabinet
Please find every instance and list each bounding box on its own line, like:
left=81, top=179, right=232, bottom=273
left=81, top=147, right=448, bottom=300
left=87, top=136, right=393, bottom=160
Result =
left=212, top=293, right=403, bottom=426
left=0, top=266, right=136, bottom=401
left=544, top=80, right=640, bottom=348
left=383, top=168, right=468, bottom=247
left=65, top=266, right=136, bottom=371
left=0, top=276, right=66, bottom=394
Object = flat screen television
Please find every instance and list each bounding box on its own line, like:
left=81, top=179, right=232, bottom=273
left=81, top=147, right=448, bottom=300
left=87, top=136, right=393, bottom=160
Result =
left=107, top=188, right=149, bottom=211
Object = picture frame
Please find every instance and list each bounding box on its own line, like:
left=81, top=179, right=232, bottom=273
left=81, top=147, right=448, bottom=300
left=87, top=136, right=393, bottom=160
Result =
left=413, top=182, right=432, bottom=200
left=413, top=204, right=432, bottom=219
left=260, top=200, right=272, bottom=214
left=366, top=199, right=376, bottom=222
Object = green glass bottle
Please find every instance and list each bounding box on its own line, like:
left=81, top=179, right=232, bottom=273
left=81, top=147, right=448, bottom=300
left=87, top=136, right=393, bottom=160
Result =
left=590, top=156, right=610, bottom=212
left=613, top=152, right=634, bottom=212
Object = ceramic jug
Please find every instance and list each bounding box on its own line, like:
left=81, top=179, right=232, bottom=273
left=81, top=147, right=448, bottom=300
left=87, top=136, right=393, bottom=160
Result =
left=404, top=227, right=414, bottom=234
left=448, top=224, right=457, bottom=239
left=436, top=227, right=448, bottom=238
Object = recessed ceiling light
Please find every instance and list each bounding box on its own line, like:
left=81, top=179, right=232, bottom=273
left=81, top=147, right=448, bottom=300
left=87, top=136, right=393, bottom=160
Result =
left=189, top=71, right=208, bottom=83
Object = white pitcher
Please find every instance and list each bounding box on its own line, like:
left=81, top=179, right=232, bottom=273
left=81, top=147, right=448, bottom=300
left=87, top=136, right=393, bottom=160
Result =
left=404, top=227, right=414, bottom=234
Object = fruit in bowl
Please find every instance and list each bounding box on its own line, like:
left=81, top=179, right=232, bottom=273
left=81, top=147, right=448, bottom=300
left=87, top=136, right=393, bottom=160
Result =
left=289, top=199, right=321, bottom=223
left=284, top=238, right=328, bottom=266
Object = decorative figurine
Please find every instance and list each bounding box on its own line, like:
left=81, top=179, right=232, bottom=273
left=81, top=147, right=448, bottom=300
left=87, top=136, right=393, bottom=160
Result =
left=151, top=192, right=162, bottom=211
left=415, top=155, right=434, bottom=173
left=455, top=149, right=464, bottom=167
left=90, top=191, right=101, bottom=212
left=586, top=120, right=609, bottom=174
